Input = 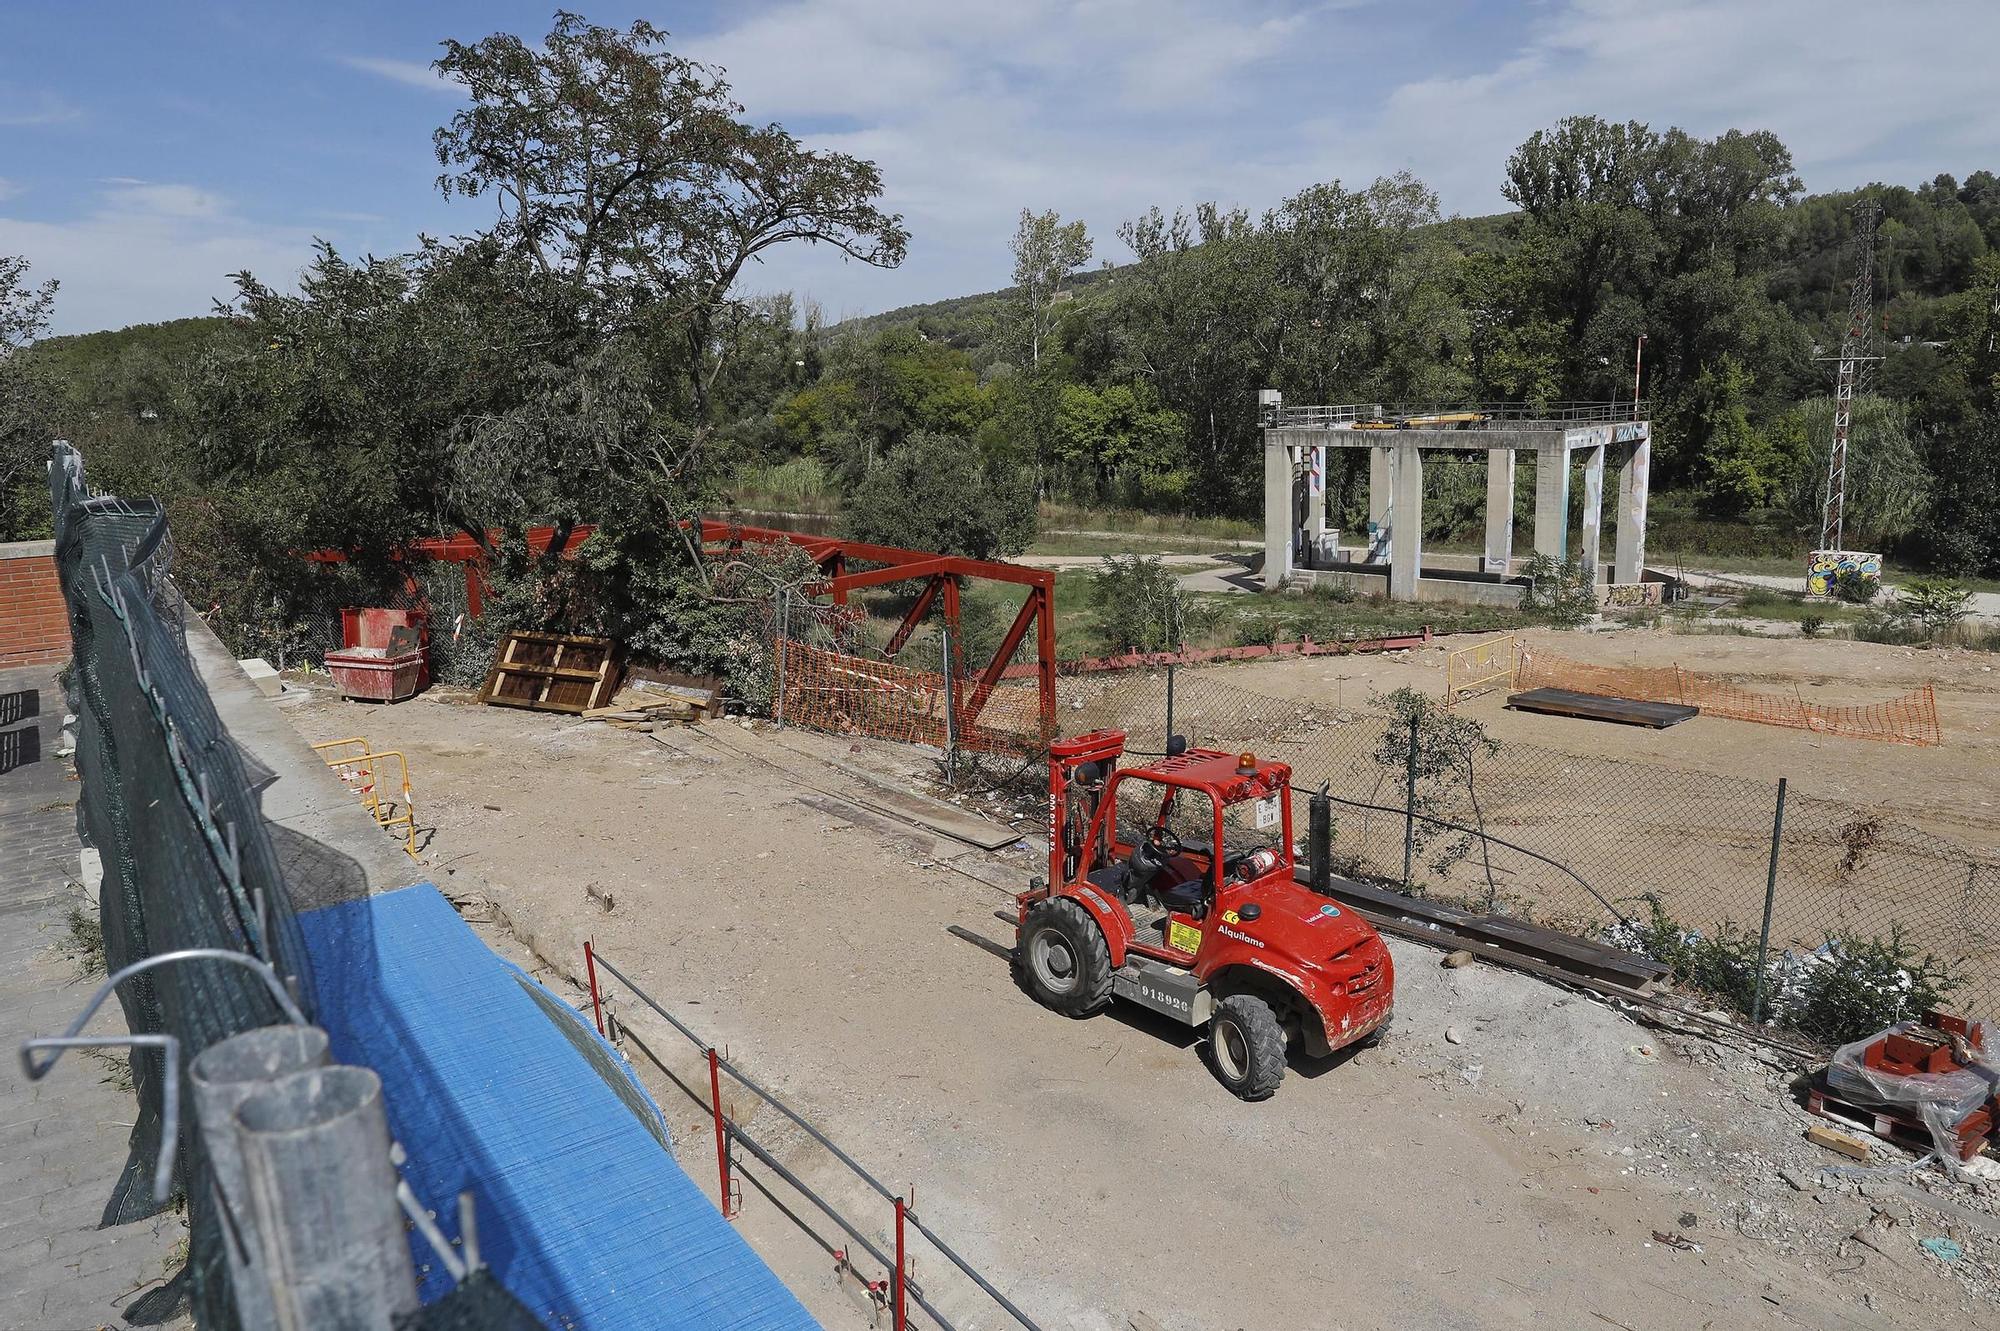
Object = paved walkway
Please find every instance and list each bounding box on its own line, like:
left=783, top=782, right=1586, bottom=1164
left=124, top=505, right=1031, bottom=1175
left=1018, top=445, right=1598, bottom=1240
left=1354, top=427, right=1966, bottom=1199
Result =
left=1683, top=567, right=2000, bottom=618
left=1, top=666, right=187, bottom=1331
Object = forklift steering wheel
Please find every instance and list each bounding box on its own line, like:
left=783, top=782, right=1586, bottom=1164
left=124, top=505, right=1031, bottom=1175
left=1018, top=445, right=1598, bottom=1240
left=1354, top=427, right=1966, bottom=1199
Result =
left=1146, top=824, right=1184, bottom=859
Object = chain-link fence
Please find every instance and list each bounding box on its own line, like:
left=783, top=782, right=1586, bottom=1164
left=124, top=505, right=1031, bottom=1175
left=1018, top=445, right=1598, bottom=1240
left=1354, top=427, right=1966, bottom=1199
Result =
left=48, top=444, right=320, bottom=1326
left=1050, top=661, right=1999, bottom=1046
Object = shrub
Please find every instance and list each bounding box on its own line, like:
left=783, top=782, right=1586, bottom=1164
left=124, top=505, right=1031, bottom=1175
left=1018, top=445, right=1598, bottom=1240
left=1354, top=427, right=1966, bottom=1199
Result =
left=1799, top=614, right=1826, bottom=638
left=1896, top=576, right=1974, bottom=638
left=1522, top=552, right=1596, bottom=626
left=1607, top=897, right=1964, bottom=1043
left=1829, top=567, right=1879, bottom=603
left=1780, top=927, right=1963, bottom=1043
left=1089, top=555, right=1221, bottom=653
left=842, top=431, right=1036, bottom=559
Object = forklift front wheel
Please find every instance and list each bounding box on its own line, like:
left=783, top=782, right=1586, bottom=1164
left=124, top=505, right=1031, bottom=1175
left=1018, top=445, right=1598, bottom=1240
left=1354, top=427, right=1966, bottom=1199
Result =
left=1208, top=994, right=1287, bottom=1100
left=1020, top=898, right=1112, bottom=1017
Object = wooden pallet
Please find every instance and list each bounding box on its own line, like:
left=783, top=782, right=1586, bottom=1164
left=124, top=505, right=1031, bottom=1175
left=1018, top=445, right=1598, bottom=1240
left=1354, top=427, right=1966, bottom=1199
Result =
left=478, top=632, right=617, bottom=715
left=1808, top=1077, right=1993, bottom=1162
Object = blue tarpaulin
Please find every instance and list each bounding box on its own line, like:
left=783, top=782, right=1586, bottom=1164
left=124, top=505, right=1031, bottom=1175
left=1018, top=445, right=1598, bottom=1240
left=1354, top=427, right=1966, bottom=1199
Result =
left=297, top=882, right=820, bottom=1331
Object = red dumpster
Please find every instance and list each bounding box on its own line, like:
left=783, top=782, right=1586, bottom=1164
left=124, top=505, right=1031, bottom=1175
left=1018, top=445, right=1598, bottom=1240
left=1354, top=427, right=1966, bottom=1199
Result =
left=327, top=607, right=429, bottom=702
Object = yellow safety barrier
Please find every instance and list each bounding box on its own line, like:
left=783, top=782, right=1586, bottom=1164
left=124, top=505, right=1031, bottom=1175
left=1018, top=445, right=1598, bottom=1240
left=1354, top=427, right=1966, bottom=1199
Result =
left=310, top=737, right=419, bottom=859
left=1444, top=634, right=1518, bottom=709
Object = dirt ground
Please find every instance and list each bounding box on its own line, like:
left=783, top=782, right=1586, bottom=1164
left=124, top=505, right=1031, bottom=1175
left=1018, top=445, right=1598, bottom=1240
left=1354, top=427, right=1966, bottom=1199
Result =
left=1219, top=625, right=2000, bottom=843
left=285, top=684, right=2000, bottom=1331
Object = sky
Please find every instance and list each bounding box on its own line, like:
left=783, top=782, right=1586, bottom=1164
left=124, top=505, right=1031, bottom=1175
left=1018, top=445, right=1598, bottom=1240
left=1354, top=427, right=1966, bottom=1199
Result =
left=3, top=0, right=1997, bottom=337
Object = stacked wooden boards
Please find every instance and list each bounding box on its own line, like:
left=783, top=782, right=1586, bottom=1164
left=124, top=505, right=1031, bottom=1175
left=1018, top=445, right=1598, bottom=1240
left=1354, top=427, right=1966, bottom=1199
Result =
left=478, top=632, right=617, bottom=714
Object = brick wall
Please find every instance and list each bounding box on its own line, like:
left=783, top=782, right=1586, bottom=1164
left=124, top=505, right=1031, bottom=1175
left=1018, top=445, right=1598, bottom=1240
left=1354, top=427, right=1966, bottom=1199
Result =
left=0, top=541, right=70, bottom=668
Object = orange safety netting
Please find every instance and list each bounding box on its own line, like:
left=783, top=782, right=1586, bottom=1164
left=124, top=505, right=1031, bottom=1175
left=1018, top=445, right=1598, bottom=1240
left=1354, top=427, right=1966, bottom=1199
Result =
left=1514, top=647, right=1941, bottom=746
left=775, top=638, right=1051, bottom=755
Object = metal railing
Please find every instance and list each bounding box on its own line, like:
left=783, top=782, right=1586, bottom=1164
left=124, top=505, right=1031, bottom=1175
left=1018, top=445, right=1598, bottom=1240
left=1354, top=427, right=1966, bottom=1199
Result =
left=1269, top=400, right=1647, bottom=429
left=583, top=944, right=1045, bottom=1331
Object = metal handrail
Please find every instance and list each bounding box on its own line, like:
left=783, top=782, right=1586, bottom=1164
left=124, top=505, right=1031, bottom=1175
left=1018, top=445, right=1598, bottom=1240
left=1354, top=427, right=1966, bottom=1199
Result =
left=1271, top=400, right=1647, bottom=429
left=19, top=948, right=308, bottom=1202
left=588, top=949, right=1045, bottom=1331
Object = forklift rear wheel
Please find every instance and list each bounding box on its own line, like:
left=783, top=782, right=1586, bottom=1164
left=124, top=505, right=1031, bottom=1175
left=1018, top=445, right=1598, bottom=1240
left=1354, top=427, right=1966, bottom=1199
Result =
left=1021, top=898, right=1112, bottom=1017
left=1208, top=994, right=1287, bottom=1100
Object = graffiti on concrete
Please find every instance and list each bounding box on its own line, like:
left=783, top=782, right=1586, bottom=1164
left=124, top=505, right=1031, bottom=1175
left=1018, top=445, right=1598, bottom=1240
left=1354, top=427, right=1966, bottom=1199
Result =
left=1806, top=550, right=1881, bottom=597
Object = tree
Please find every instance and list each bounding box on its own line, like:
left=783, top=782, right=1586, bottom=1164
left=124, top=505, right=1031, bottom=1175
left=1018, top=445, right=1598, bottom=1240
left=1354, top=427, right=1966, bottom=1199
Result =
left=181, top=15, right=914, bottom=681
left=1007, top=209, right=1092, bottom=374
left=433, top=13, right=907, bottom=427
left=0, top=256, right=59, bottom=540
left=1771, top=395, right=1930, bottom=550
left=841, top=431, right=1035, bottom=559
left=1003, top=208, right=1091, bottom=493
left=1692, top=356, right=1783, bottom=515
left=1481, top=116, right=1803, bottom=482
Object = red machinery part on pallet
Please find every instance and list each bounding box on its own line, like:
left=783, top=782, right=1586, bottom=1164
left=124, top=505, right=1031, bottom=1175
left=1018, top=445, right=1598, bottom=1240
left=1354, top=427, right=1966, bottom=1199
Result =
left=1823, top=1014, right=1998, bottom=1167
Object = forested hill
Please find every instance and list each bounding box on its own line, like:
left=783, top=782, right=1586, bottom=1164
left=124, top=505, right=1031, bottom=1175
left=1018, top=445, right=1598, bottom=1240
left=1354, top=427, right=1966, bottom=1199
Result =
left=841, top=180, right=2000, bottom=366
left=834, top=213, right=1520, bottom=352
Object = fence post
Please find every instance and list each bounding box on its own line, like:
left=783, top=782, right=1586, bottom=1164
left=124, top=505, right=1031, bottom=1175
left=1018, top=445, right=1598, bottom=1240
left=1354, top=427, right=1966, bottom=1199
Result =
left=939, top=622, right=958, bottom=785
left=1308, top=782, right=1331, bottom=894
left=1402, top=722, right=1419, bottom=888
left=584, top=939, right=604, bottom=1037
left=773, top=590, right=788, bottom=729
left=1165, top=661, right=1176, bottom=747
left=708, top=1047, right=734, bottom=1220
left=1750, top=777, right=1788, bottom=1026
left=893, top=1194, right=908, bottom=1331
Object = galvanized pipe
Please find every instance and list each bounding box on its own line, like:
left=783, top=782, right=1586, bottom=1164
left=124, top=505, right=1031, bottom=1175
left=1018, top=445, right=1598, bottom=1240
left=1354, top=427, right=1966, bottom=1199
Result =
left=236, top=1066, right=418, bottom=1330
left=190, top=1024, right=332, bottom=1325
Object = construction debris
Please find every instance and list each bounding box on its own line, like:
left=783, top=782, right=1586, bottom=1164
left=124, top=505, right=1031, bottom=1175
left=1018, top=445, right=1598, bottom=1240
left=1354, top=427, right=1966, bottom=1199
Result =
left=583, top=689, right=703, bottom=727
left=1806, top=1123, right=1875, bottom=1163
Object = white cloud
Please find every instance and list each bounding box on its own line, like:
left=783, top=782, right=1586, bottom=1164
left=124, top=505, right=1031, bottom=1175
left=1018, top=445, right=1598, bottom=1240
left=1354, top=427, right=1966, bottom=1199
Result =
left=339, top=55, right=459, bottom=95
left=684, top=0, right=2000, bottom=320
left=0, top=180, right=317, bottom=335
left=0, top=88, right=81, bottom=127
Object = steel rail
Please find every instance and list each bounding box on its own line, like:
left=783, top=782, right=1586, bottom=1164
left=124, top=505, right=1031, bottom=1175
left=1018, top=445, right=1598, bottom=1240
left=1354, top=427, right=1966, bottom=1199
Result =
left=590, top=950, right=1044, bottom=1331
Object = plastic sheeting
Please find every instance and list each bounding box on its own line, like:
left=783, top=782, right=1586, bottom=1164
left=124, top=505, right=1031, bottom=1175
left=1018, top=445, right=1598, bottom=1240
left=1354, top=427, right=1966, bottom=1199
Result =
left=299, top=882, right=820, bottom=1331
left=1826, top=1019, right=1999, bottom=1174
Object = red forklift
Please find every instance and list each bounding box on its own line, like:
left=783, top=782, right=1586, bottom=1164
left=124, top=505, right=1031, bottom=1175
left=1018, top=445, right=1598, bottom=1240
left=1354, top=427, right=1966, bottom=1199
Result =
left=1015, top=730, right=1394, bottom=1099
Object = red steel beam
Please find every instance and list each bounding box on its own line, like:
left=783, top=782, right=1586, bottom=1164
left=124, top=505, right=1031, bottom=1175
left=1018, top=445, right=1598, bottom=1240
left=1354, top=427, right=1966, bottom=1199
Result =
left=960, top=592, right=1039, bottom=730
left=822, top=557, right=958, bottom=595
left=883, top=575, right=946, bottom=659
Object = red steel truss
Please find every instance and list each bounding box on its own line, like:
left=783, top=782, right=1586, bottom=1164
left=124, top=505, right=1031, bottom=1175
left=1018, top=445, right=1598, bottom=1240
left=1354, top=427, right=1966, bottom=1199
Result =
left=696, top=520, right=1057, bottom=739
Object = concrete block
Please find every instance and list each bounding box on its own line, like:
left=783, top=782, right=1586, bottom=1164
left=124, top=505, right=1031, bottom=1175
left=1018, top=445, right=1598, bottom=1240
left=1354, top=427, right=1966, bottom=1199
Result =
left=238, top=657, right=283, bottom=698
left=77, top=848, right=101, bottom=908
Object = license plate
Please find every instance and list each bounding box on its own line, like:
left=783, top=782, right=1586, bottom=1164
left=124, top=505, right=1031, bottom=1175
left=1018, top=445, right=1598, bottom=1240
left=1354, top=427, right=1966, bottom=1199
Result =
left=1254, top=794, right=1281, bottom=830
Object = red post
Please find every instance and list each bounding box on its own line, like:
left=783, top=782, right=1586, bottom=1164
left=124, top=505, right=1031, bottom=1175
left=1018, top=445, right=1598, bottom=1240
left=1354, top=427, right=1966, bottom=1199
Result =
left=583, top=940, right=604, bottom=1036
left=893, top=1195, right=907, bottom=1331
left=709, top=1047, right=734, bottom=1220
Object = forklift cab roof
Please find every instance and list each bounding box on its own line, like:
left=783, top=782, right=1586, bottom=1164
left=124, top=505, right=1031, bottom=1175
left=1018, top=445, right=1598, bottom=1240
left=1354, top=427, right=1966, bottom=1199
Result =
left=1129, top=747, right=1290, bottom=803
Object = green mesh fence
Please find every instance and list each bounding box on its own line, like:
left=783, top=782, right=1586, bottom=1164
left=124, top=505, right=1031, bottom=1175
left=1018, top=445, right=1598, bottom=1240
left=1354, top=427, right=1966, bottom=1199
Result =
left=49, top=444, right=321, bottom=1326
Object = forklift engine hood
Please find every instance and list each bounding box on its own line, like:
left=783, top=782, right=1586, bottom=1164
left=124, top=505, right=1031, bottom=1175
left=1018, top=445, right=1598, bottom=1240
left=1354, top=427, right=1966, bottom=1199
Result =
left=1211, top=876, right=1395, bottom=1054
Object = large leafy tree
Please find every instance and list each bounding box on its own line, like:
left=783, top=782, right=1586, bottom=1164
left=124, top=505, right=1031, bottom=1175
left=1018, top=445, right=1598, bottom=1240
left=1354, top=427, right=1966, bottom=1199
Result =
left=433, top=12, right=907, bottom=427
left=0, top=256, right=59, bottom=540
left=184, top=13, right=909, bottom=672
left=1473, top=116, right=1804, bottom=484
left=1003, top=207, right=1091, bottom=491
